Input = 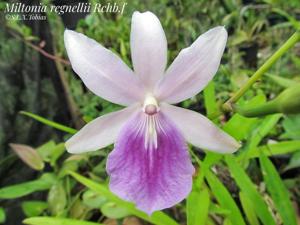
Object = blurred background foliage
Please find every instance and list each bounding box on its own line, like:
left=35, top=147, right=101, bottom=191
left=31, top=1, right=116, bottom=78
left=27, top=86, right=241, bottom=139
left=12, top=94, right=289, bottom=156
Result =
left=0, top=0, right=300, bottom=224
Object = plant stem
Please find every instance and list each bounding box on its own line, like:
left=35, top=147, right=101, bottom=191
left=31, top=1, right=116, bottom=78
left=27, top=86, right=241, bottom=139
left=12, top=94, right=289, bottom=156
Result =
left=234, top=100, right=279, bottom=117
left=223, top=31, right=300, bottom=111
left=20, top=111, right=78, bottom=134
left=44, top=3, right=85, bottom=129
left=7, top=29, right=70, bottom=65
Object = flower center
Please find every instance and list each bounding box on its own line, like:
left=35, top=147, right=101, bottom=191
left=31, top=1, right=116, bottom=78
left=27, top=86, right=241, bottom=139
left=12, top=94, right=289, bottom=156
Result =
left=143, top=95, right=159, bottom=115
left=142, top=95, right=160, bottom=149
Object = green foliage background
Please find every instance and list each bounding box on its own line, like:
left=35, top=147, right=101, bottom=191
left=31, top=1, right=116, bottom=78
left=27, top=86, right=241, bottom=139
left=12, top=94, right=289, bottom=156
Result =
left=0, top=0, right=300, bottom=224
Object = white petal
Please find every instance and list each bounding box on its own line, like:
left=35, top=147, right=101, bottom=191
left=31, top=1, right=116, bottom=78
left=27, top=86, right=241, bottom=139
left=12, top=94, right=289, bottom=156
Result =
left=160, top=103, right=240, bottom=153
left=65, top=105, right=139, bottom=153
left=155, top=26, right=227, bottom=104
left=64, top=30, right=145, bottom=106
left=130, top=11, right=167, bottom=90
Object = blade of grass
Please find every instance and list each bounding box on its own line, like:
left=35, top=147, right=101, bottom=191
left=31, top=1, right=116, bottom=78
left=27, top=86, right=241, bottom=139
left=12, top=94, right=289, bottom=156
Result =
left=20, top=111, right=77, bottom=134
left=248, top=114, right=282, bottom=148
left=0, top=173, right=56, bottom=199
left=203, top=81, right=219, bottom=120
left=223, top=94, right=266, bottom=140
left=209, top=203, right=231, bottom=216
left=0, top=207, right=5, bottom=224
left=23, top=217, right=104, bottom=225
left=243, top=140, right=300, bottom=159
left=68, top=171, right=179, bottom=225
left=205, top=170, right=246, bottom=225
left=265, top=74, right=297, bottom=88
left=239, top=192, right=260, bottom=225
left=189, top=150, right=222, bottom=189
left=259, top=154, right=297, bottom=225
left=187, top=188, right=210, bottom=225
left=225, top=155, right=276, bottom=225
left=238, top=114, right=282, bottom=160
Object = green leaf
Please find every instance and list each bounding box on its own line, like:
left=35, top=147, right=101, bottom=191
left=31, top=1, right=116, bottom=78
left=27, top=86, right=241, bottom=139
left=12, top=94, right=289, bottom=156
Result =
left=282, top=115, right=300, bottom=140
left=69, top=171, right=179, bottom=225
left=239, top=192, right=259, bottom=225
left=225, top=155, right=277, bottom=225
left=119, top=38, right=127, bottom=59
left=223, top=94, right=266, bottom=140
left=101, top=202, right=130, bottom=219
left=23, top=217, right=104, bottom=225
left=50, top=144, right=66, bottom=166
left=203, top=81, right=219, bottom=120
left=21, top=201, right=48, bottom=217
left=0, top=207, right=5, bottom=224
left=244, top=141, right=300, bottom=159
left=187, top=188, right=210, bottom=225
left=189, top=151, right=222, bottom=189
left=229, top=30, right=249, bottom=46
left=58, top=160, right=79, bottom=178
left=37, top=141, right=56, bottom=158
left=0, top=173, right=56, bottom=199
left=82, top=190, right=107, bottom=208
left=209, top=203, right=230, bottom=215
left=205, top=170, right=246, bottom=225
left=223, top=113, right=258, bottom=140
left=284, top=151, right=300, bottom=171
left=37, top=142, right=65, bottom=166
left=48, top=182, right=67, bottom=216
left=238, top=114, right=282, bottom=160
left=20, top=111, right=77, bottom=134
left=69, top=199, right=90, bottom=220
left=248, top=114, right=282, bottom=148
left=259, top=154, right=297, bottom=225
left=265, top=74, right=297, bottom=88
left=207, top=217, right=217, bottom=225
left=223, top=218, right=232, bottom=225
left=272, top=8, right=300, bottom=30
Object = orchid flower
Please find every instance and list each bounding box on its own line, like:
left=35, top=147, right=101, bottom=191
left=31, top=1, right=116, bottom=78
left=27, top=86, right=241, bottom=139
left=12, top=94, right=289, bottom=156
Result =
left=64, top=11, right=240, bottom=214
